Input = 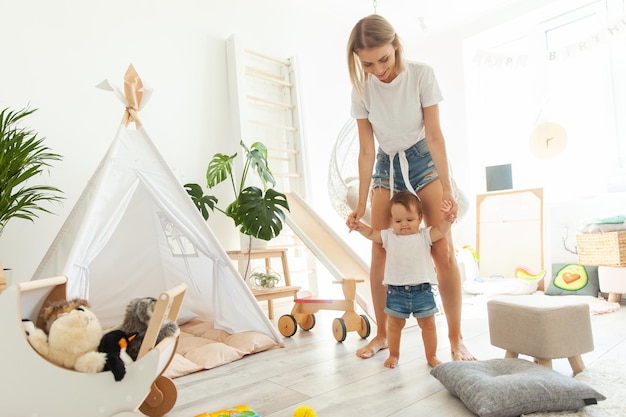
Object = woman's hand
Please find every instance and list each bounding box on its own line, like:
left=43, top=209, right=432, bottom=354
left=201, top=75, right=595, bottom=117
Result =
left=441, top=200, right=456, bottom=223
left=346, top=206, right=365, bottom=232
left=442, top=189, right=458, bottom=218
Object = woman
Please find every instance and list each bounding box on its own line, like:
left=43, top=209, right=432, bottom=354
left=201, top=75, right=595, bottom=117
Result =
left=345, top=14, right=475, bottom=361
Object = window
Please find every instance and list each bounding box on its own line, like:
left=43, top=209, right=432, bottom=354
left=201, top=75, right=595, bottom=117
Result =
left=160, top=216, right=198, bottom=257
left=464, top=0, right=626, bottom=200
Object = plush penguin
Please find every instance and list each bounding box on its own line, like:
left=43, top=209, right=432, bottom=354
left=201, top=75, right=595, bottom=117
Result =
left=98, top=330, right=137, bottom=381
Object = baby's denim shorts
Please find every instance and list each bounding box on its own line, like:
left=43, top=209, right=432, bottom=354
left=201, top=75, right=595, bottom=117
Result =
left=372, top=140, right=439, bottom=192
left=384, top=283, right=439, bottom=319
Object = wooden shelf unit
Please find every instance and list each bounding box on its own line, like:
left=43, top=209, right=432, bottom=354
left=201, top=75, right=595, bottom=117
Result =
left=227, top=247, right=300, bottom=319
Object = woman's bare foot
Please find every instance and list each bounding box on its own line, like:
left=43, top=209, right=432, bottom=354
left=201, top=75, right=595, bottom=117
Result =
left=451, top=340, right=477, bottom=361
left=427, top=356, right=442, bottom=368
left=384, top=355, right=399, bottom=368
left=356, top=336, right=388, bottom=359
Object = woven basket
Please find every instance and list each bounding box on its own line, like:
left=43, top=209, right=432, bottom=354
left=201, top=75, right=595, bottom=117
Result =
left=576, top=231, right=626, bottom=266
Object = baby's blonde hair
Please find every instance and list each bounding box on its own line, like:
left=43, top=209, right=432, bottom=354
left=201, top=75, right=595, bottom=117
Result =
left=347, top=14, right=405, bottom=96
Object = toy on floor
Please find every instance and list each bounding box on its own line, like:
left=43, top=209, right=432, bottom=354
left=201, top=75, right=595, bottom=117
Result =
left=515, top=265, right=547, bottom=291
left=2, top=275, right=187, bottom=417
left=293, top=405, right=317, bottom=416
left=514, top=266, right=547, bottom=282
left=463, top=275, right=541, bottom=296
left=459, top=249, right=545, bottom=295
left=194, top=404, right=260, bottom=417
left=278, top=277, right=371, bottom=342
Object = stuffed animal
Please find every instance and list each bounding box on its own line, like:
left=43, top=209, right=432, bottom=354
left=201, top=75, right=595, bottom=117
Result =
left=118, top=297, right=179, bottom=360
left=40, top=298, right=90, bottom=334
left=27, top=306, right=107, bottom=373
left=98, top=330, right=137, bottom=381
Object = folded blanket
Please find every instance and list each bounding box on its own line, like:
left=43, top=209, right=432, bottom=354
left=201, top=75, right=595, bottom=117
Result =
left=579, top=214, right=626, bottom=233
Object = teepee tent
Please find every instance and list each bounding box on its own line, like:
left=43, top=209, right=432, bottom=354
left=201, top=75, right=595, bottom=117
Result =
left=33, top=65, right=282, bottom=344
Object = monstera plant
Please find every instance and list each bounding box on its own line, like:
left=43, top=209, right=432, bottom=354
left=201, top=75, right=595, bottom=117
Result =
left=185, top=140, right=289, bottom=242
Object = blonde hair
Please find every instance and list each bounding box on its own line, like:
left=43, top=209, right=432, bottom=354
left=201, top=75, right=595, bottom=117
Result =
left=347, top=14, right=405, bottom=96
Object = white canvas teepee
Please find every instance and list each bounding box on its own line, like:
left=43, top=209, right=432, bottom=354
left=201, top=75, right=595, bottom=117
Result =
left=33, top=66, right=282, bottom=344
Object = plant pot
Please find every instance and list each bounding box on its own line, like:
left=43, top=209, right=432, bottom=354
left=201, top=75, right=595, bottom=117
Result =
left=239, top=233, right=269, bottom=252
left=0, top=267, right=10, bottom=293
left=248, top=267, right=282, bottom=289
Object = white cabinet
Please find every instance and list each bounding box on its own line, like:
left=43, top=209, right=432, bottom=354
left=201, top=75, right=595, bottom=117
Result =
left=476, top=188, right=544, bottom=277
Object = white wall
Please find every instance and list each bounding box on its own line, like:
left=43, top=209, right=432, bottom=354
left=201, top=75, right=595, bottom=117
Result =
left=0, top=0, right=299, bottom=281
left=0, top=0, right=573, bottom=282
left=291, top=0, right=566, bottom=250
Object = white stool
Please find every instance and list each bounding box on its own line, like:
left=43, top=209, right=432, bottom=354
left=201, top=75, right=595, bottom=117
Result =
left=487, top=295, right=594, bottom=375
left=598, top=266, right=626, bottom=303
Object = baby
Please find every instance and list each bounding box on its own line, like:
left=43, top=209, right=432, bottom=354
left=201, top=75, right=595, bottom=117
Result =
left=351, top=191, right=455, bottom=368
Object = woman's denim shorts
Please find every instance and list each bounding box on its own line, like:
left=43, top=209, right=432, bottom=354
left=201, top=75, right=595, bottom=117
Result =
left=372, top=140, right=439, bottom=192
left=384, top=283, right=439, bottom=319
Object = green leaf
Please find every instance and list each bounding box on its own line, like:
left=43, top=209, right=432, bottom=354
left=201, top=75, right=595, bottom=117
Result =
left=184, top=183, right=217, bottom=221
left=185, top=139, right=289, bottom=242
left=0, top=106, right=64, bottom=236
left=235, top=186, right=289, bottom=241
left=244, top=141, right=276, bottom=189
left=206, top=153, right=236, bottom=188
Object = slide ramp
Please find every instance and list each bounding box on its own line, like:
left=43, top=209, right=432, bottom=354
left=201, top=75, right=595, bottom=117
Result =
left=284, top=193, right=375, bottom=322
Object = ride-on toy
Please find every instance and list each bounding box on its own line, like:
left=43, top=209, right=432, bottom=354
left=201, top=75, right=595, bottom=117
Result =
left=277, top=278, right=371, bottom=342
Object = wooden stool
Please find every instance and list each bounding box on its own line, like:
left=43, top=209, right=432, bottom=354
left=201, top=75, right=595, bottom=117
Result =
left=487, top=295, right=594, bottom=375
left=227, top=247, right=300, bottom=319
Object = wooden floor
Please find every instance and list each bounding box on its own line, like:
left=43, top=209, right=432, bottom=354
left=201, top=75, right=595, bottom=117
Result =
left=167, top=295, right=626, bottom=417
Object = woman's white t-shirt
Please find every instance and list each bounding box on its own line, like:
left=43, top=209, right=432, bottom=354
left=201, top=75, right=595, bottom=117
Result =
left=380, top=227, right=436, bottom=286
left=350, top=61, right=443, bottom=155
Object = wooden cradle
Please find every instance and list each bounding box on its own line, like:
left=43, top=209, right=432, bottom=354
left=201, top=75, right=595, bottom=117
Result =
left=0, top=276, right=186, bottom=417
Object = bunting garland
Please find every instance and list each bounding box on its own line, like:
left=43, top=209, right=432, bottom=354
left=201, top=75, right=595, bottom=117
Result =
left=474, top=16, right=626, bottom=69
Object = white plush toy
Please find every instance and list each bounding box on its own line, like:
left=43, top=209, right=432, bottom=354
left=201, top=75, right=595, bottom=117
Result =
left=27, top=306, right=107, bottom=373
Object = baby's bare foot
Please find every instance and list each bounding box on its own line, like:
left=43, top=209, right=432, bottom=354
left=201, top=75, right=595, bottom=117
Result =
left=384, top=355, right=399, bottom=368
left=428, top=356, right=442, bottom=368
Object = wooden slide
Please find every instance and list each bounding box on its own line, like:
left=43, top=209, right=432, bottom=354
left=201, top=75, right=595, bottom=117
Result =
left=283, top=193, right=375, bottom=322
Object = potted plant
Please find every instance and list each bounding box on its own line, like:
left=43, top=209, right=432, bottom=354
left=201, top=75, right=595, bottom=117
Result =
left=185, top=140, right=289, bottom=243
left=0, top=106, right=64, bottom=290
left=249, top=268, right=281, bottom=289
left=0, top=261, right=7, bottom=293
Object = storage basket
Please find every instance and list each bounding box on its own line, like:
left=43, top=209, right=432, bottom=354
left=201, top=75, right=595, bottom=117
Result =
left=576, top=231, right=626, bottom=266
